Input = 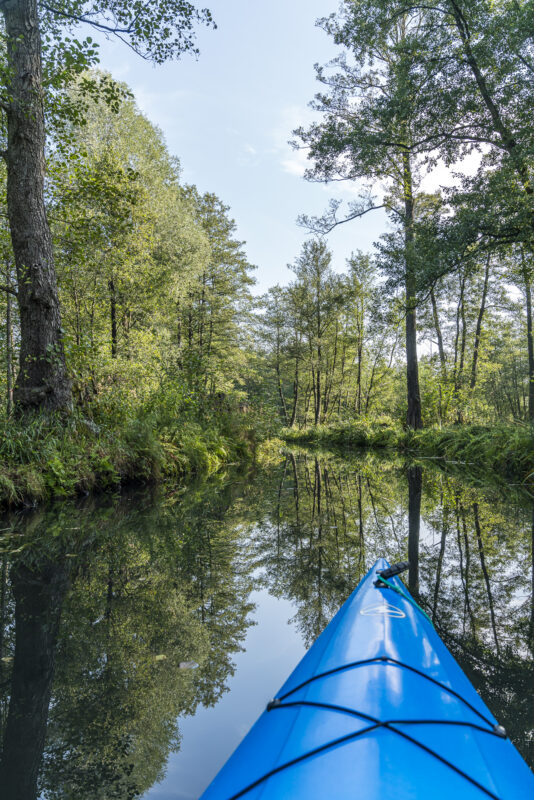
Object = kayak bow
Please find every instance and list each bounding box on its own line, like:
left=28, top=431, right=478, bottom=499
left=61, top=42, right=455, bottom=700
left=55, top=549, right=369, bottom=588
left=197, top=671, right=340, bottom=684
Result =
left=200, top=558, right=534, bottom=800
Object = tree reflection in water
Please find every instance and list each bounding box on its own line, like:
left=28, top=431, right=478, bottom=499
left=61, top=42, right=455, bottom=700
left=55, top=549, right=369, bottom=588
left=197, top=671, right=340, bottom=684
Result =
left=0, top=475, right=256, bottom=800
left=252, top=450, right=534, bottom=766
left=0, top=451, right=532, bottom=800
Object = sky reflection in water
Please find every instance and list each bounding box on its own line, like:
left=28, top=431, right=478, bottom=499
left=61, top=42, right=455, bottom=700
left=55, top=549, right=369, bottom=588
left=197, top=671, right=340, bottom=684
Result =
left=0, top=449, right=532, bottom=800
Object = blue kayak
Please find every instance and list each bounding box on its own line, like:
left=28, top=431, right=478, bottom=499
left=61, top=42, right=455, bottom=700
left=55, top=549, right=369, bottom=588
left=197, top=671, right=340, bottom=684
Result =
left=200, top=558, right=534, bottom=800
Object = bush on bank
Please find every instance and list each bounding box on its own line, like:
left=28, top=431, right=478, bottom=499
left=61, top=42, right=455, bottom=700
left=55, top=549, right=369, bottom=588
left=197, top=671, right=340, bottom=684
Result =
left=282, top=421, right=534, bottom=484
left=0, top=406, right=256, bottom=508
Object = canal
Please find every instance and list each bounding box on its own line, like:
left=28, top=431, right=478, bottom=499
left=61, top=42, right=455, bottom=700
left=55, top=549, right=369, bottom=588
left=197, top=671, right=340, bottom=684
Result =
left=0, top=448, right=532, bottom=799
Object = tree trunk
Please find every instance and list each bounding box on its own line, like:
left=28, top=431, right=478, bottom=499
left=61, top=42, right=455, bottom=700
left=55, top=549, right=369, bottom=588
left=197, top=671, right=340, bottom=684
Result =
left=289, top=353, right=299, bottom=427
left=430, top=287, right=446, bottom=373
left=458, top=275, right=467, bottom=421
left=109, top=279, right=117, bottom=357
left=5, top=279, right=13, bottom=414
left=276, top=362, right=289, bottom=425
left=314, top=354, right=321, bottom=426
left=275, top=332, right=289, bottom=426
left=3, top=0, right=71, bottom=413
left=522, top=256, right=534, bottom=422
left=356, top=341, right=362, bottom=415
left=303, top=382, right=311, bottom=428
left=403, top=151, right=422, bottom=429
left=470, top=255, right=490, bottom=390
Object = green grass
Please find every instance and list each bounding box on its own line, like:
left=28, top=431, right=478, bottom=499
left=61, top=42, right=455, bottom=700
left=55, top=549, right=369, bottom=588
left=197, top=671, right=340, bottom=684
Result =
left=0, top=409, right=256, bottom=509
left=282, top=421, right=534, bottom=485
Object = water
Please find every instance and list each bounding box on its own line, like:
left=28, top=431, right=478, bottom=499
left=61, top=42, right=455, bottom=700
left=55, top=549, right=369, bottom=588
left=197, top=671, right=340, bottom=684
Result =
left=0, top=448, right=533, bottom=799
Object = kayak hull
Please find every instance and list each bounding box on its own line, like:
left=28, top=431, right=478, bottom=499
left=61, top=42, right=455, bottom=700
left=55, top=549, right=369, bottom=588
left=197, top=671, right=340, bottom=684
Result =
left=200, top=558, right=534, bottom=799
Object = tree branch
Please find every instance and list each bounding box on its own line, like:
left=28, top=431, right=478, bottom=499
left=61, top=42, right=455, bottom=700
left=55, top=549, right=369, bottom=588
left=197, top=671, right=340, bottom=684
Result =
left=299, top=198, right=402, bottom=235
left=39, top=1, right=137, bottom=34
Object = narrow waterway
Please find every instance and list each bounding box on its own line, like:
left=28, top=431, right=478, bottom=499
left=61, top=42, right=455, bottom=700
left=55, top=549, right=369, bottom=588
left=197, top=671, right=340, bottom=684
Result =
left=0, top=449, right=533, bottom=799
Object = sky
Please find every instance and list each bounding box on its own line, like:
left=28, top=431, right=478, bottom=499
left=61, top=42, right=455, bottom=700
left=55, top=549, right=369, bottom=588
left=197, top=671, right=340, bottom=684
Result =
left=93, top=0, right=390, bottom=294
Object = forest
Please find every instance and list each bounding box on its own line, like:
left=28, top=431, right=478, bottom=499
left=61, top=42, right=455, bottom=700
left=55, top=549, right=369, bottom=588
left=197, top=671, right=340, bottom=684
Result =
left=0, top=0, right=533, bottom=505
left=1, top=3, right=534, bottom=798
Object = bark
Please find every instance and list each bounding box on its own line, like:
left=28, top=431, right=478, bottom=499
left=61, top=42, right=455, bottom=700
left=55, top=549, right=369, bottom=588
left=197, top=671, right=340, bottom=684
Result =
left=403, top=151, right=422, bottom=429
left=6, top=279, right=13, bottom=414
left=303, top=382, right=311, bottom=428
left=356, top=299, right=364, bottom=415
left=314, top=348, right=321, bottom=425
left=315, top=273, right=322, bottom=425
left=275, top=331, right=289, bottom=426
left=430, top=287, right=446, bottom=373
left=3, top=0, right=71, bottom=412
left=522, top=257, right=534, bottom=422
left=199, top=272, right=206, bottom=352
left=453, top=274, right=466, bottom=386
left=470, top=255, right=490, bottom=390
left=458, top=278, right=467, bottom=380
left=356, top=340, right=363, bottom=415
left=109, top=279, right=117, bottom=357
left=323, top=320, right=339, bottom=420
left=364, top=354, right=378, bottom=413
left=276, top=362, right=289, bottom=425
left=289, top=352, right=299, bottom=427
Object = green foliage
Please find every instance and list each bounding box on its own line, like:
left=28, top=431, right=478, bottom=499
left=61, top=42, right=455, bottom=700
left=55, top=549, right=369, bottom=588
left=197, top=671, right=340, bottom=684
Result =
left=283, top=420, right=534, bottom=485
left=0, top=407, right=255, bottom=508
left=0, top=473, right=255, bottom=798
left=407, top=424, right=534, bottom=483
left=0, top=71, right=257, bottom=504
left=284, top=419, right=400, bottom=449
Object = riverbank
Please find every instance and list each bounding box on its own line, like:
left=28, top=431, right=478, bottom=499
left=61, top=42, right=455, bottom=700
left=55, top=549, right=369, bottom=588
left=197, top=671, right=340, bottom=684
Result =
left=0, top=410, right=256, bottom=508
left=282, top=421, right=534, bottom=486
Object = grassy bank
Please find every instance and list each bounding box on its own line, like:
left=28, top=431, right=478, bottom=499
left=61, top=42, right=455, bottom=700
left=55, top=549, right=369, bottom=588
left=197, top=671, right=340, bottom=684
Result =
left=0, top=409, right=256, bottom=509
left=283, top=421, right=534, bottom=485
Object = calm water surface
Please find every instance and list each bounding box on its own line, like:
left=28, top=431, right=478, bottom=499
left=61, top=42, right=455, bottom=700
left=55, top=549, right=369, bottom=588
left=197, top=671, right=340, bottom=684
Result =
left=0, top=449, right=533, bottom=799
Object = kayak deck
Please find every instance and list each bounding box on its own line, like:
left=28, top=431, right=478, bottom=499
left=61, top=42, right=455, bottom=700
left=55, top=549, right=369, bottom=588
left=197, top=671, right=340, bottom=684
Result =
left=200, top=558, right=534, bottom=800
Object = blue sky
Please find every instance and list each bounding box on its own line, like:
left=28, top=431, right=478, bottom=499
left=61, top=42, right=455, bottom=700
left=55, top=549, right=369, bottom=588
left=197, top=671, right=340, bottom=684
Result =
left=94, top=0, right=389, bottom=293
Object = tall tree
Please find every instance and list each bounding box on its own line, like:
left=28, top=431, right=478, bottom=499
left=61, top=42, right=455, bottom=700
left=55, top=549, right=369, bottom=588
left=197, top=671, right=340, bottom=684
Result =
left=289, top=239, right=344, bottom=426
left=0, top=0, right=214, bottom=413
left=294, top=10, right=438, bottom=428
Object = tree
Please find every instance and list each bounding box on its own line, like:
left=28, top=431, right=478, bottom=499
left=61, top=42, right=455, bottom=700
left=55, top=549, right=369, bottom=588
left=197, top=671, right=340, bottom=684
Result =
left=0, top=0, right=214, bottom=413
left=175, top=189, right=256, bottom=398
left=294, top=9, right=444, bottom=428
left=288, top=239, right=344, bottom=426
left=49, top=80, right=210, bottom=411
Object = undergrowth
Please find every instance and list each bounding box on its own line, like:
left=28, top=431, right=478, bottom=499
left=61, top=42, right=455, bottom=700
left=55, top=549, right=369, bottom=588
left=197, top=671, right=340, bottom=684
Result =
left=0, top=406, right=256, bottom=509
left=283, top=420, right=534, bottom=485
